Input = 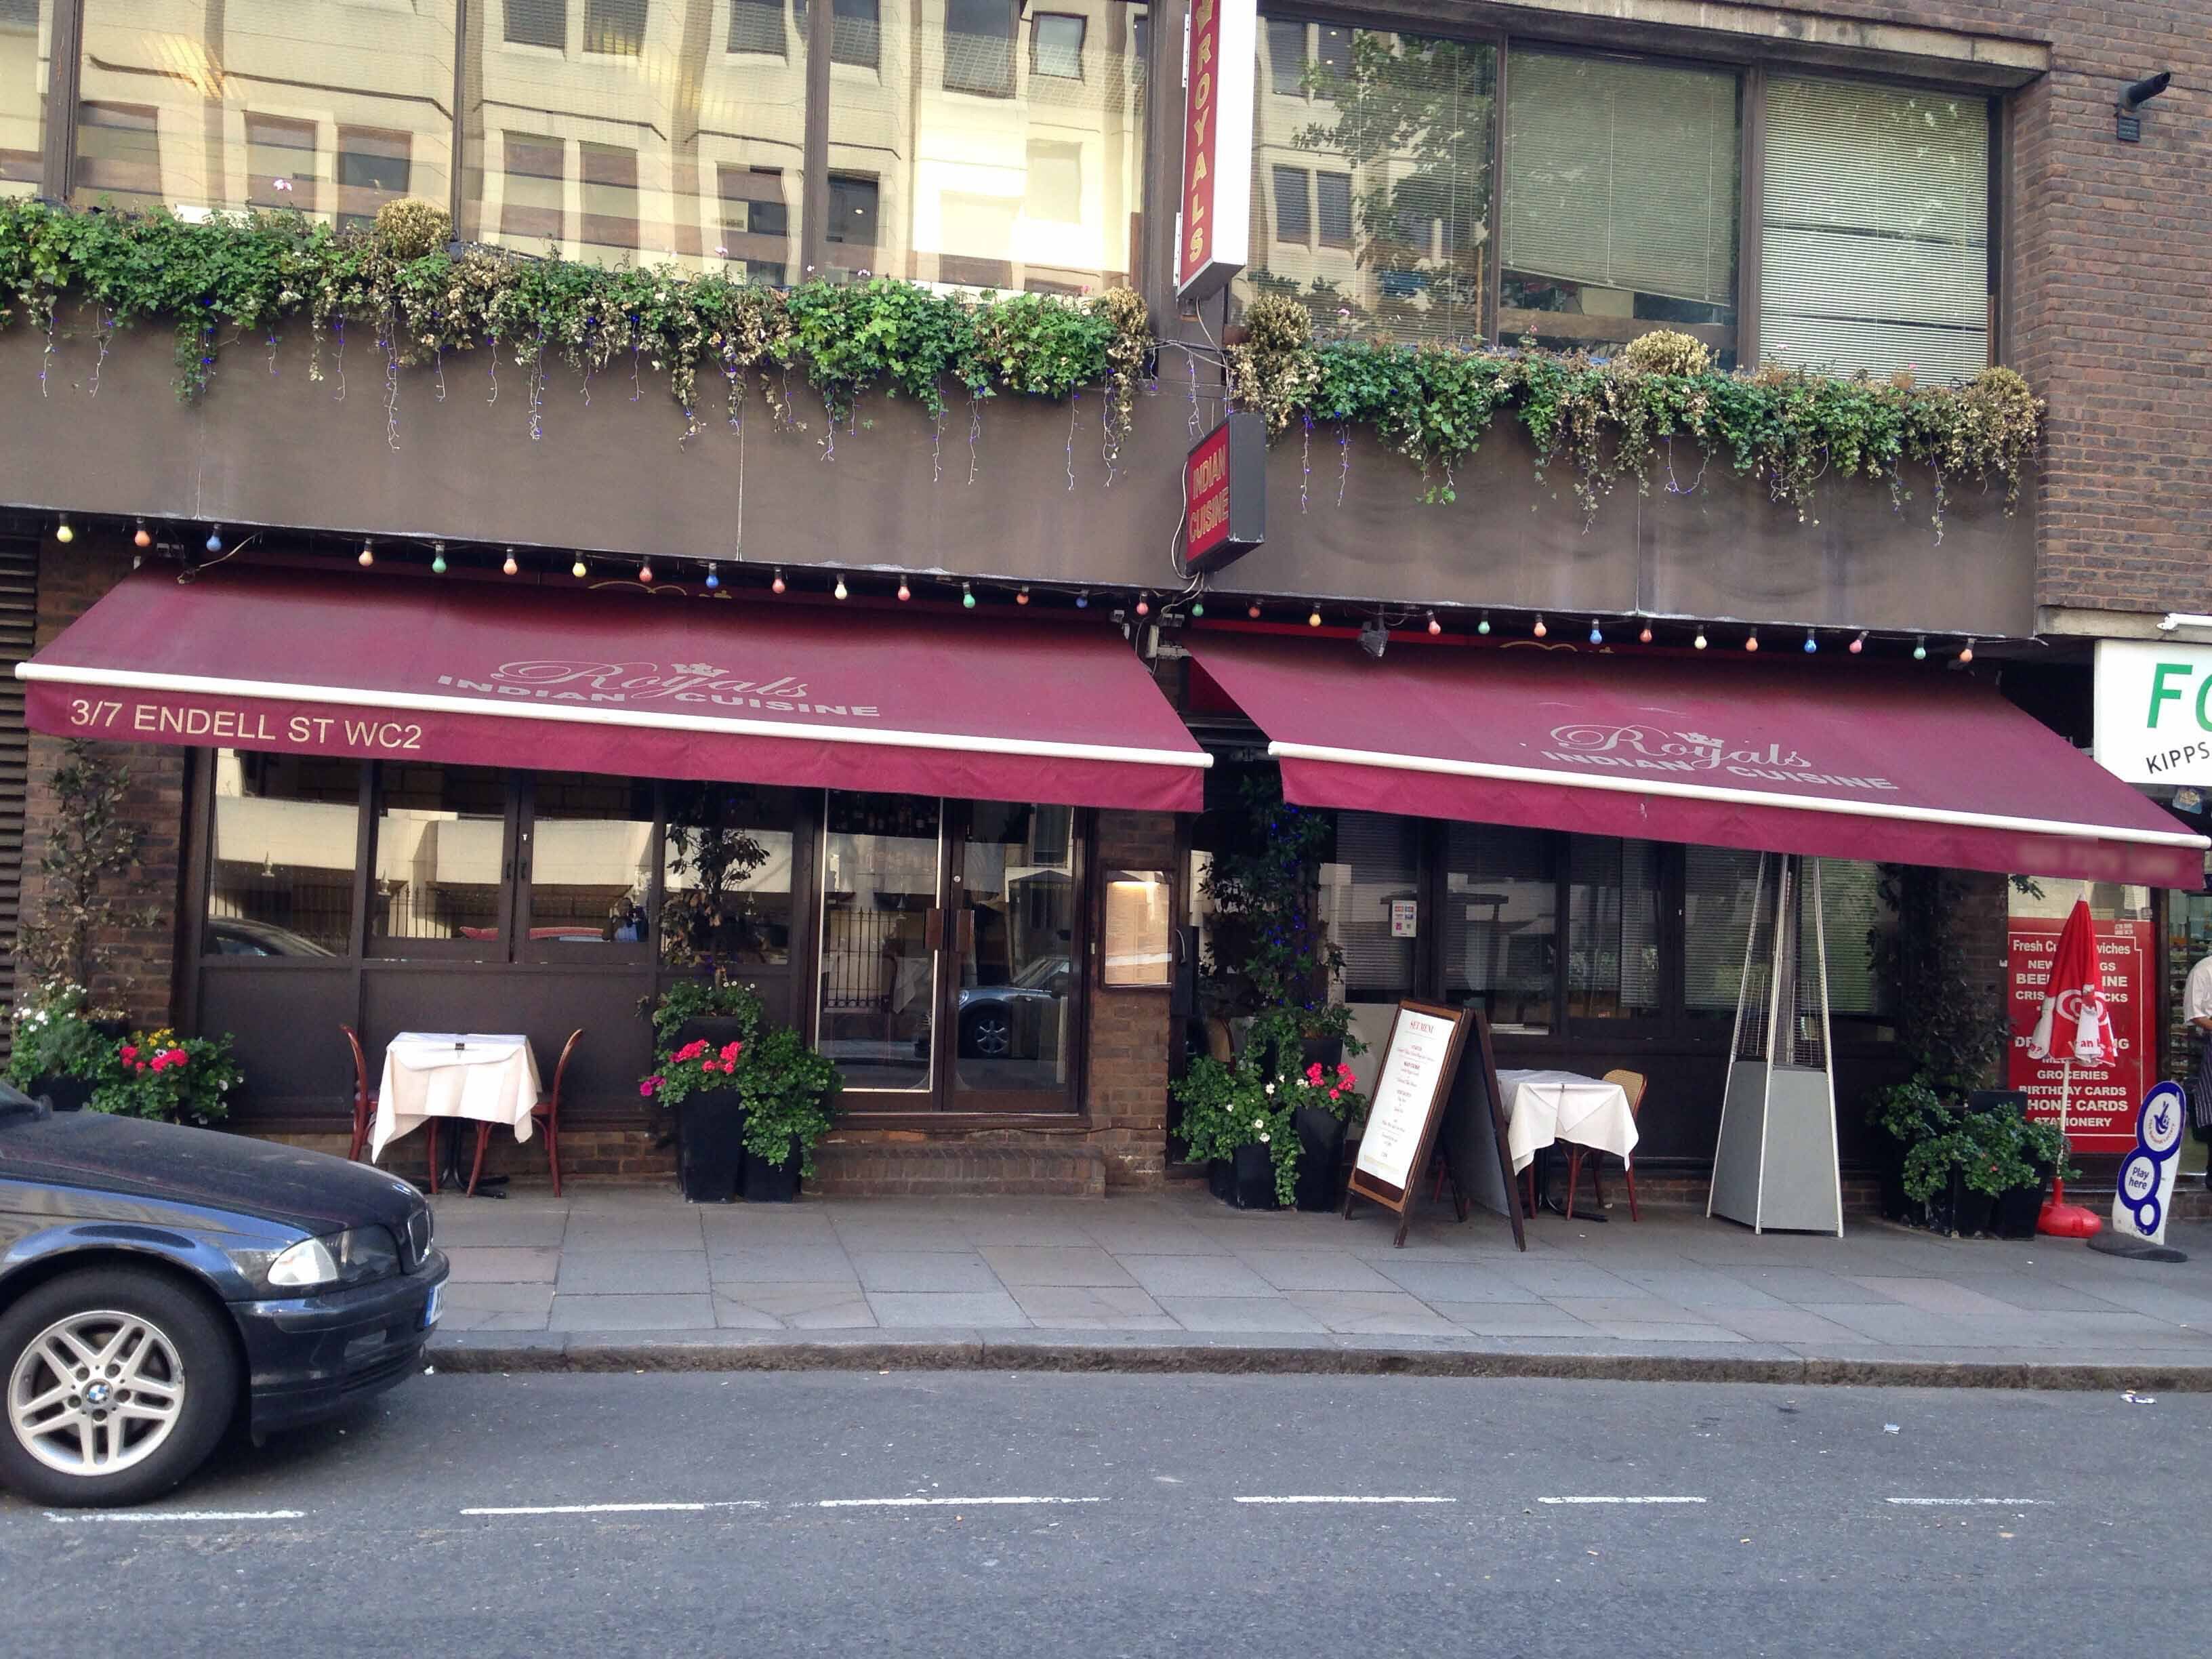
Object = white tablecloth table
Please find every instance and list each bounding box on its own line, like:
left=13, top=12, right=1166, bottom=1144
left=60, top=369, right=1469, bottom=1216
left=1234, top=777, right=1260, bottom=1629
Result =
left=369, top=1033, right=544, bottom=1162
left=1497, top=1069, right=1639, bottom=1175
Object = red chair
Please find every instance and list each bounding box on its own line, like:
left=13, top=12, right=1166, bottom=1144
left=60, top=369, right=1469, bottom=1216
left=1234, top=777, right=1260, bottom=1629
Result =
left=466, top=1030, right=581, bottom=1198
left=1563, top=1069, right=1647, bottom=1221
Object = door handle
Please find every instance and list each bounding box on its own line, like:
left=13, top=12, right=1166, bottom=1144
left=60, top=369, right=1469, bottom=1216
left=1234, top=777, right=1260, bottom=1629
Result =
left=956, top=909, right=975, bottom=956
left=924, top=907, right=945, bottom=951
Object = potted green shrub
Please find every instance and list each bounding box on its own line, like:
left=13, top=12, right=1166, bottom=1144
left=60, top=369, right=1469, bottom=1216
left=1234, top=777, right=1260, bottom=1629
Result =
left=1866, top=1075, right=1949, bottom=1224
left=6, top=983, right=113, bottom=1113
left=1176, top=1040, right=1290, bottom=1210
left=733, top=1026, right=842, bottom=1202
left=1994, top=1107, right=2073, bottom=1240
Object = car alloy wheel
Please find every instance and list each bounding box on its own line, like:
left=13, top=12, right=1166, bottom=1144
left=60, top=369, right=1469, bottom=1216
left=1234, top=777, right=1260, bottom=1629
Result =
left=967, top=1010, right=1012, bottom=1059
left=7, top=1309, right=188, bottom=1479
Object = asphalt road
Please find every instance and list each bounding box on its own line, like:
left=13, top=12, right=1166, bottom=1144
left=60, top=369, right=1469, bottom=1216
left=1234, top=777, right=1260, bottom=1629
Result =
left=1, top=1372, right=2193, bottom=1657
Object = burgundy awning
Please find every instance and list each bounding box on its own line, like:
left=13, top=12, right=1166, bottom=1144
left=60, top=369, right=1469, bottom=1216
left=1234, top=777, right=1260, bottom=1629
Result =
left=1187, top=634, right=2207, bottom=888
left=20, top=569, right=1210, bottom=811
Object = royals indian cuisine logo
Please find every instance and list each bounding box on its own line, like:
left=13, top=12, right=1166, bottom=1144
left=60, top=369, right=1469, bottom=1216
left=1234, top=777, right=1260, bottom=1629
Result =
left=432, top=660, right=881, bottom=718
left=1540, top=724, right=1896, bottom=791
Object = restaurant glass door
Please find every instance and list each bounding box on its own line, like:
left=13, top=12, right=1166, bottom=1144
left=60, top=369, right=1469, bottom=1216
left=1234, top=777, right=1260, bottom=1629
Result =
left=815, top=791, right=1081, bottom=1113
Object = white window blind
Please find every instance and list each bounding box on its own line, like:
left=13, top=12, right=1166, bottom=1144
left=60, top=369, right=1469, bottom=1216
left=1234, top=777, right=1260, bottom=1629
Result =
left=1502, top=52, right=1739, bottom=308
left=1759, top=77, right=1990, bottom=383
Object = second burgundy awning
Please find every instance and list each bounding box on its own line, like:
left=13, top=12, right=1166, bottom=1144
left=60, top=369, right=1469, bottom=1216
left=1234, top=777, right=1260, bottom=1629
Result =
left=20, top=569, right=1210, bottom=812
left=1187, top=633, right=2206, bottom=888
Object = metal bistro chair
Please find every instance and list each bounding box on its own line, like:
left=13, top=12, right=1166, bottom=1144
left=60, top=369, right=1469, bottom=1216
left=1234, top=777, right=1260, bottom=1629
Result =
left=465, top=1029, right=582, bottom=1198
left=1563, top=1069, right=1647, bottom=1221
left=342, top=1024, right=378, bottom=1163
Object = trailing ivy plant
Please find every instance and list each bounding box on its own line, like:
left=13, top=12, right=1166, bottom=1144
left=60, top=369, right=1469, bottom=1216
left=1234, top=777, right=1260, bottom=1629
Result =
left=1230, top=295, right=2043, bottom=535
left=0, top=198, right=2039, bottom=535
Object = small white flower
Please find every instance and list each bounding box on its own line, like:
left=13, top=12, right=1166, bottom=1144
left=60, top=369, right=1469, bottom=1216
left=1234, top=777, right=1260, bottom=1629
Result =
left=1258, top=1134, right=1271, bottom=1144
left=1263, top=1082, right=1275, bottom=1096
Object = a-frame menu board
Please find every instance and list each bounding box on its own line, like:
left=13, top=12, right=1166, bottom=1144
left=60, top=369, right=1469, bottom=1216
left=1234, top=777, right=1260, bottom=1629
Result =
left=1343, top=1002, right=1523, bottom=1250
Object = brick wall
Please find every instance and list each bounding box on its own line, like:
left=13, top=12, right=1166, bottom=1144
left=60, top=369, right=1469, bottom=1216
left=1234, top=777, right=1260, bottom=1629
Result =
left=1742, top=1, right=2212, bottom=618
left=1083, top=810, right=1180, bottom=1187
left=20, top=534, right=184, bottom=1027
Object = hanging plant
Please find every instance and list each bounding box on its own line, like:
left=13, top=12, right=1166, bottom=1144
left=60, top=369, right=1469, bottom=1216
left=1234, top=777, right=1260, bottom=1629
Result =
left=0, top=198, right=2041, bottom=535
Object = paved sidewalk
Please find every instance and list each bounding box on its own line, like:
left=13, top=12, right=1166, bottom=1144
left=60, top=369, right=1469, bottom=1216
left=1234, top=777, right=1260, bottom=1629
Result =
left=424, top=1185, right=2212, bottom=1385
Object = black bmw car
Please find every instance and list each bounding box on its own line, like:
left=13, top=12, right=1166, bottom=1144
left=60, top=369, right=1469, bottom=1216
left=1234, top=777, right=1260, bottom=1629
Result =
left=0, top=1084, right=447, bottom=1507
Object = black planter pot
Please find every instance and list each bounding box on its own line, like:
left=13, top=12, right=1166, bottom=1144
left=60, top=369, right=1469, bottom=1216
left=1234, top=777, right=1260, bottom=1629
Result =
left=28, top=1075, right=94, bottom=1113
left=1871, top=1132, right=1912, bottom=1223
left=1992, top=1170, right=2051, bottom=1241
left=89, top=1019, right=129, bottom=1042
left=674, top=1090, right=747, bottom=1203
left=1211, top=1143, right=1284, bottom=1210
left=1291, top=1105, right=1346, bottom=1212
left=743, top=1142, right=804, bottom=1203
left=1948, top=1172, right=1996, bottom=1237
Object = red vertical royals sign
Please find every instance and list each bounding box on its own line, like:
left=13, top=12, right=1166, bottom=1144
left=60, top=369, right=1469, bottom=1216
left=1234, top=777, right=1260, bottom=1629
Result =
left=1177, top=0, right=1256, bottom=300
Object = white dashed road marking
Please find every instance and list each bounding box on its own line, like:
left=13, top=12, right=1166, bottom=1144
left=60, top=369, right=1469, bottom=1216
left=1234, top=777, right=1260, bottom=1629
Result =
left=1885, top=1498, right=2052, bottom=1507
left=1238, top=1504, right=1460, bottom=1513
left=44, top=1509, right=306, bottom=1523
left=1538, top=1496, right=1708, bottom=1506
left=460, top=1501, right=767, bottom=1516
left=813, top=1496, right=1105, bottom=1509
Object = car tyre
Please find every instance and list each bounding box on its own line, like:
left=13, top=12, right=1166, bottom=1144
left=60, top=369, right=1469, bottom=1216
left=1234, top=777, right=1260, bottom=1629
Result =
left=0, top=1267, right=240, bottom=1508
left=960, top=1006, right=1012, bottom=1060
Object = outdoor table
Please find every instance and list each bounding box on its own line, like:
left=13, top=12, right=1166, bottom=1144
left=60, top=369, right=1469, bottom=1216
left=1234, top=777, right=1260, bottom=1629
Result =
left=1497, top=1068, right=1639, bottom=1217
left=369, top=1033, right=544, bottom=1179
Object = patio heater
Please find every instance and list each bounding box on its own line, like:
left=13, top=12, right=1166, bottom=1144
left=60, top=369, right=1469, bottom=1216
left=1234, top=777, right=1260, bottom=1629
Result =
left=1708, top=853, right=1845, bottom=1235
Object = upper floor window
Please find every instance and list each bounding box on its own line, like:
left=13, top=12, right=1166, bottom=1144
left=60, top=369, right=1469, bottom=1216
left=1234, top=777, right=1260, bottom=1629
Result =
left=729, top=0, right=787, bottom=56
left=828, top=0, right=882, bottom=68
left=1759, top=75, right=1991, bottom=383
left=1502, top=52, right=1742, bottom=365
left=824, top=0, right=1147, bottom=291
left=506, top=0, right=568, bottom=49
left=0, top=0, right=46, bottom=198
left=583, top=0, right=649, bottom=56
left=471, top=0, right=804, bottom=268
left=1032, top=13, right=1086, bottom=81
left=944, top=0, right=1018, bottom=98
left=1237, top=16, right=1495, bottom=350
left=75, top=1, right=455, bottom=222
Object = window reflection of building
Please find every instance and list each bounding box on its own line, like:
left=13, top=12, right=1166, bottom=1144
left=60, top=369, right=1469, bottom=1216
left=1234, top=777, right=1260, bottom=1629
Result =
left=823, top=0, right=1146, bottom=292
left=1236, top=14, right=1494, bottom=348
left=468, top=0, right=807, bottom=272
left=0, top=0, right=45, bottom=195
left=205, top=750, right=361, bottom=957
left=73, top=1, right=454, bottom=222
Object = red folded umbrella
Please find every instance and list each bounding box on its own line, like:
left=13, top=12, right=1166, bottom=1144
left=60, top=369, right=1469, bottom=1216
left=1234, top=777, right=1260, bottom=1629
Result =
left=2025, top=898, right=2108, bottom=1237
left=2026, top=899, right=2118, bottom=1067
